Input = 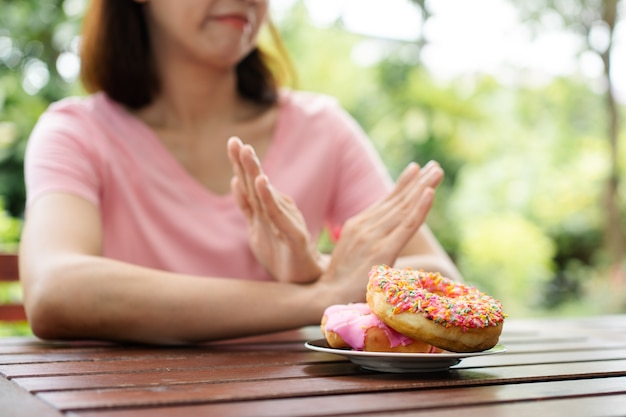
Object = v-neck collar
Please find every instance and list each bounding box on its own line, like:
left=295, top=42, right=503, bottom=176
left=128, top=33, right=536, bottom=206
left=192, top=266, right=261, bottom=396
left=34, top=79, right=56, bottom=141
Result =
left=98, top=92, right=291, bottom=206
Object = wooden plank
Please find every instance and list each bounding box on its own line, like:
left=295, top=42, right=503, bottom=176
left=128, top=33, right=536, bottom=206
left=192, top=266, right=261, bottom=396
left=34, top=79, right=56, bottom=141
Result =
left=500, top=315, right=626, bottom=331
left=210, top=326, right=322, bottom=345
left=12, top=348, right=626, bottom=392
left=2, top=317, right=626, bottom=417
left=34, top=359, right=626, bottom=410
left=0, top=253, right=19, bottom=282
left=65, top=376, right=626, bottom=417
left=0, top=337, right=112, bottom=348
left=460, top=347, right=626, bottom=368
left=0, top=332, right=316, bottom=357
left=0, top=304, right=27, bottom=321
left=374, top=394, right=626, bottom=417
left=17, top=362, right=351, bottom=392
left=498, top=339, right=626, bottom=353
left=3, top=333, right=625, bottom=367
left=0, top=327, right=316, bottom=353
left=13, top=362, right=353, bottom=393
left=0, top=324, right=622, bottom=358
left=4, top=327, right=626, bottom=350
left=0, top=376, right=63, bottom=417
left=0, top=345, right=318, bottom=365
left=3, top=331, right=625, bottom=377
left=0, top=253, right=26, bottom=321
left=0, top=350, right=335, bottom=378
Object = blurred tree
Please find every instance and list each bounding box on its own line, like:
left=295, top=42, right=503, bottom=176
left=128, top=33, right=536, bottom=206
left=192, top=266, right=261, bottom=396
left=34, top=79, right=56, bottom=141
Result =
left=512, top=0, right=625, bottom=300
left=0, top=0, right=84, bottom=218
left=447, top=75, right=610, bottom=313
left=0, top=0, right=624, bottom=318
left=274, top=0, right=625, bottom=315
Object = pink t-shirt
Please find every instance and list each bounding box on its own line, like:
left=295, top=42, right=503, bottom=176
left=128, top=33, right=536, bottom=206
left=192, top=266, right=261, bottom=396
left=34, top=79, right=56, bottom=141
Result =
left=25, top=90, right=393, bottom=280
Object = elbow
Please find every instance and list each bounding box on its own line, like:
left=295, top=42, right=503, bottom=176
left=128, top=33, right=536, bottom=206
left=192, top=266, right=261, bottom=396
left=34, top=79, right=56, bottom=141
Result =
left=23, top=269, right=78, bottom=341
left=28, top=316, right=59, bottom=341
left=25, top=291, right=68, bottom=341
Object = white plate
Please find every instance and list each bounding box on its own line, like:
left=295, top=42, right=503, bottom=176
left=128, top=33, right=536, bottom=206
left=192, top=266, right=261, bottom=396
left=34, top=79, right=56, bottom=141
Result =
left=304, top=339, right=507, bottom=373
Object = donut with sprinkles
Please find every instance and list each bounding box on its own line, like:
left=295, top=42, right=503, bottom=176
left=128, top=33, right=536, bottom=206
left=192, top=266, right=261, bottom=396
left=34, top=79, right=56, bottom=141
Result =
left=367, top=264, right=505, bottom=352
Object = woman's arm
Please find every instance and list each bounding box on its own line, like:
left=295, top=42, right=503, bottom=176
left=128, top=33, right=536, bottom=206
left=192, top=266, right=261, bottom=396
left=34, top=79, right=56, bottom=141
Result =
left=20, top=159, right=440, bottom=344
left=395, top=225, right=463, bottom=282
left=20, top=193, right=333, bottom=344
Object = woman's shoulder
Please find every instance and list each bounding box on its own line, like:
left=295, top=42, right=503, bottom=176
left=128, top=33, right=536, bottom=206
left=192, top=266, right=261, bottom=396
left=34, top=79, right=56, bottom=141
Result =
left=42, top=92, right=118, bottom=121
left=29, top=93, right=133, bottom=157
left=33, top=93, right=133, bottom=145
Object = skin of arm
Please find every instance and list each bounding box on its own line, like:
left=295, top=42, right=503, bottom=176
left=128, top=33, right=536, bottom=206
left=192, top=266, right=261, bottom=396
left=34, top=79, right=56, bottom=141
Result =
left=394, top=225, right=463, bottom=282
left=19, top=193, right=333, bottom=344
left=20, top=160, right=442, bottom=344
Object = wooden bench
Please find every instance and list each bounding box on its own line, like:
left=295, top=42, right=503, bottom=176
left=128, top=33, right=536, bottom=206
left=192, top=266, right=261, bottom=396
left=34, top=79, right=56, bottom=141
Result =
left=0, top=253, right=26, bottom=322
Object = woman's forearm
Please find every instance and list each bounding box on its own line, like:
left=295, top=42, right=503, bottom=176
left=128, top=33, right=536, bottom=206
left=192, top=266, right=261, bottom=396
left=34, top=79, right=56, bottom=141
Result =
left=393, top=254, right=463, bottom=282
left=24, top=254, right=332, bottom=344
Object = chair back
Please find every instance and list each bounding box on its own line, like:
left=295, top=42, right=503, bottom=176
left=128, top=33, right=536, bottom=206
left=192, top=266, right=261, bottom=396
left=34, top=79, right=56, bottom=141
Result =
left=0, top=253, right=26, bottom=322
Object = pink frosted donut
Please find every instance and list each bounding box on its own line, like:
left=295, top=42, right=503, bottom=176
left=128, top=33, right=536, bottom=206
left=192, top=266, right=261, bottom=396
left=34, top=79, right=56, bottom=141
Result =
left=321, top=303, right=441, bottom=353
left=367, top=265, right=505, bottom=352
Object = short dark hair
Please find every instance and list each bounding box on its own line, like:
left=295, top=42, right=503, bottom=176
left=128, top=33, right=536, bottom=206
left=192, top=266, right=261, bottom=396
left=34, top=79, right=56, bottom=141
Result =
left=80, top=0, right=290, bottom=109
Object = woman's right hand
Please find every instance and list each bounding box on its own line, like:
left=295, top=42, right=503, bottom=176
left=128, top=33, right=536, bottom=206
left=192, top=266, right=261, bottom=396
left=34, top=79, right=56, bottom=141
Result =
left=227, top=136, right=324, bottom=284
left=319, top=161, right=444, bottom=303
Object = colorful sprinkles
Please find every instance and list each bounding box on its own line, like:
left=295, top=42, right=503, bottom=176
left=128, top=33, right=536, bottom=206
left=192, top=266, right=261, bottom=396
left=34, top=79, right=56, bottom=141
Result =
left=369, top=265, right=505, bottom=331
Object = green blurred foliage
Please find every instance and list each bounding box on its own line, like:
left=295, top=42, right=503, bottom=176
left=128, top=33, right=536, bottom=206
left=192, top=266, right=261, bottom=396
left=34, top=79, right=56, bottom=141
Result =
left=0, top=198, right=20, bottom=251
left=0, top=283, right=30, bottom=334
left=0, top=0, right=85, bottom=217
left=0, top=0, right=625, bottom=335
left=0, top=319, right=31, bottom=337
left=275, top=3, right=625, bottom=317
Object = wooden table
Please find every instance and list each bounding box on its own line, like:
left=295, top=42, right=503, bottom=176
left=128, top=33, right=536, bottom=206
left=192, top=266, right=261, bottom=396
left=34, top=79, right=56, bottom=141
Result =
left=2, top=315, right=626, bottom=417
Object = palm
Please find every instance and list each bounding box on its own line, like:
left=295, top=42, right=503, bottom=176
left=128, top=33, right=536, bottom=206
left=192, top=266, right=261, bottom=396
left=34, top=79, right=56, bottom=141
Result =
left=320, top=161, right=444, bottom=301
left=228, top=137, right=323, bottom=283
left=245, top=189, right=322, bottom=282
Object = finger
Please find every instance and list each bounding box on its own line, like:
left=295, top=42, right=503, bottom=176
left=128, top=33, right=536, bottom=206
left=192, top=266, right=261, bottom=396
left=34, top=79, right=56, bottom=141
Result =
left=227, top=136, right=242, bottom=161
left=347, top=165, right=440, bottom=241
left=227, top=136, right=244, bottom=177
left=386, top=187, right=435, bottom=244
left=338, top=161, right=442, bottom=247
left=384, top=165, right=441, bottom=229
left=379, top=161, right=442, bottom=215
left=358, top=185, right=436, bottom=260
left=230, top=176, right=253, bottom=221
left=255, top=175, right=303, bottom=241
left=227, top=137, right=265, bottom=203
left=370, top=162, right=425, bottom=213
left=391, top=161, right=439, bottom=198
left=400, top=163, right=443, bottom=218
left=239, top=144, right=264, bottom=211
left=397, top=162, right=442, bottom=206
left=228, top=137, right=258, bottom=217
left=419, top=161, right=444, bottom=189
left=227, top=136, right=253, bottom=199
left=405, top=183, right=437, bottom=227
left=386, top=162, right=420, bottom=199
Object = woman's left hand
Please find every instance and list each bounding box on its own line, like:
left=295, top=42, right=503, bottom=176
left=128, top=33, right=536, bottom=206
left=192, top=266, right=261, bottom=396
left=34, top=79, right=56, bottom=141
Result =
left=227, top=137, right=324, bottom=283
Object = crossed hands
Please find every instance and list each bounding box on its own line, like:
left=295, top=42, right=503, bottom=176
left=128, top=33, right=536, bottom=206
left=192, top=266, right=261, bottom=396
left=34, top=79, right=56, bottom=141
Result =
left=227, top=136, right=443, bottom=294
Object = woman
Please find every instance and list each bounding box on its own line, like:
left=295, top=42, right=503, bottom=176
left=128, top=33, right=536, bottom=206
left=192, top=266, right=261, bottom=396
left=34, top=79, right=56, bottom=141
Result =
left=19, top=0, right=461, bottom=344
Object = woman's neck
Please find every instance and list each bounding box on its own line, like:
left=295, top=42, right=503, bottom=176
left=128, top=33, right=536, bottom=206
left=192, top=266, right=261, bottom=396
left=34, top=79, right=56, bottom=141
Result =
left=143, top=76, right=241, bottom=128
left=128, top=57, right=278, bottom=195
